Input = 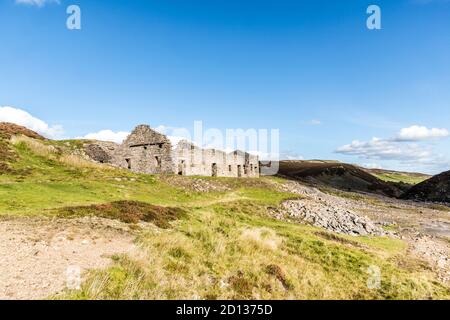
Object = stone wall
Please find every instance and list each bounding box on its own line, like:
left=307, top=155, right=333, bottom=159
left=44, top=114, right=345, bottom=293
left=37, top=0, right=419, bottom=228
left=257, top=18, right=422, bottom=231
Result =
left=84, top=142, right=116, bottom=164
left=84, top=124, right=259, bottom=178
left=173, top=140, right=259, bottom=178
left=113, top=125, right=174, bottom=174
left=84, top=125, right=173, bottom=174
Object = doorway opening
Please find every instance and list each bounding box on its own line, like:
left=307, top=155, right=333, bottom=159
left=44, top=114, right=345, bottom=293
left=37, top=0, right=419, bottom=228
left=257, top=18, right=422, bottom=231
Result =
left=178, top=160, right=185, bottom=175
left=155, top=156, right=162, bottom=168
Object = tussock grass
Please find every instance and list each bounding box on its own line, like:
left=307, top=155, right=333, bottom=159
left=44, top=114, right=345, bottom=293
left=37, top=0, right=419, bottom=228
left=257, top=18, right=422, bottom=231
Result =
left=11, top=135, right=107, bottom=170
left=59, top=154, right=108, bottom=170
left=61, top=199, right=449, bottom=300
left=1, top=135, right=448, bottom=300
left=0, top=132, right=18, bottom=174
left=239, top=227, right=282, bottom=251
left=11, top=135, right=57, bottom=158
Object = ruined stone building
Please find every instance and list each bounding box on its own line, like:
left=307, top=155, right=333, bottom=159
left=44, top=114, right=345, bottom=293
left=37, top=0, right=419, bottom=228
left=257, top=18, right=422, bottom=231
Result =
left=85, top=125, right=173, bottom=174
left=173, top=140, right=259, bottom=178
left=85, top=124, right=260, bottom=178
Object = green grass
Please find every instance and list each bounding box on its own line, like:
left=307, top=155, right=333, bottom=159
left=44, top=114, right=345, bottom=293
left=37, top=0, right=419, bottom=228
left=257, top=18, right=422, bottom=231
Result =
left=62, top=187, right=448, bottom=299
left=373, top=172, right=429, bottom=185
left=0, top=136, right=448, bottom=300
left=0, top=140, right=221, bottom=215
left=63, top=200, right=448, bottom=300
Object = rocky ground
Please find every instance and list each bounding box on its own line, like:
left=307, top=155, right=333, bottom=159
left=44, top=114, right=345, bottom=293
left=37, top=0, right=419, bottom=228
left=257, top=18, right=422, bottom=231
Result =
left=271, top=181, right=388, bottom=236
left=0, top=216, right=138, bottom=300
left=273, top=180, right=450, bottom=284
left=157, top=175, right=232, bottom=193
left=277, top=200, right=387, bottom=236
left=409, top=235, right=449, bottom=284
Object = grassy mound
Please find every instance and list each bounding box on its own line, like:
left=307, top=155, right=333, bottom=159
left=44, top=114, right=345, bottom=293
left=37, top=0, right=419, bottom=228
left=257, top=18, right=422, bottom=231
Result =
left=55, top=200, right=185, bottom=228
left=0, top=123, right=45, bottom=175
left=0, top=122, right=45, bottom=140
left=0, top=137, right=15, bottom=174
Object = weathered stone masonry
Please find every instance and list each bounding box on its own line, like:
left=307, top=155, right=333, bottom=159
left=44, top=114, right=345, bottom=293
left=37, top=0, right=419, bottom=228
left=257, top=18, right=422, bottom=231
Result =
left=173, top=140, right=259, bottom=178
left=85, top=124, right=260, bottom=178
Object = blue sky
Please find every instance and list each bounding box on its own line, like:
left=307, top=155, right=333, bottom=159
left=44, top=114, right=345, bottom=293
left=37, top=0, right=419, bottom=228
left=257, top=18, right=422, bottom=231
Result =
left=1, top=0, right=450, bottom=174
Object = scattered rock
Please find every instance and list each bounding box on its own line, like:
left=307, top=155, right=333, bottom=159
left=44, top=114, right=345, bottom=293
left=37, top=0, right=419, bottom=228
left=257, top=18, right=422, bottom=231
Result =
left=409, top=235, right=450, bottom=284
left=83, top=144, right=112, bottom=164
left=273, top=181, right=388, bottom=236
left=159, top=175, right=231, bottom=193
left=276, top=200, right=387, bottom=236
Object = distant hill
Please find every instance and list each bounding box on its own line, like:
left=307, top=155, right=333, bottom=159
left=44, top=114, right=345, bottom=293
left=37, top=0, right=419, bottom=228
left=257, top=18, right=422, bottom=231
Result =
left=277, top=160, right=404, bottom=197
left=401, top=170, right=450, bottom=204
left=364, top=168, right=430, bottom=185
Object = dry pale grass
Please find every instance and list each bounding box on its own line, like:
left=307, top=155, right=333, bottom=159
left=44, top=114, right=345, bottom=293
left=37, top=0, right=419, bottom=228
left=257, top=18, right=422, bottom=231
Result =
left=72, top=231, right=204, bottom=300
left=62, top=210, right=450, bottom=300
left=65, top=218, right=325, bottom=300
left=11, top=135, right=110, bottom=170
left=239, top=227, right=282, bottom=251
left=59, top=154, right=108, bottom=170
left=38, top=169, right=447, bottom=300
left=11, top=135, right=57, bottom=158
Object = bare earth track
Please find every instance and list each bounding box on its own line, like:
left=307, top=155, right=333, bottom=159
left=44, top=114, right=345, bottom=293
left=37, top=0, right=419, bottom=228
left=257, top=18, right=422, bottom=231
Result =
left=0, top=216, right=137, bottom=300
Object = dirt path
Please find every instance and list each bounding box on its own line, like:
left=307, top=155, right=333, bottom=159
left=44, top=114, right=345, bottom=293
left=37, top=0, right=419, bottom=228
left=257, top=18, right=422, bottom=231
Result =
left=0, top=216, right=137, bottom=300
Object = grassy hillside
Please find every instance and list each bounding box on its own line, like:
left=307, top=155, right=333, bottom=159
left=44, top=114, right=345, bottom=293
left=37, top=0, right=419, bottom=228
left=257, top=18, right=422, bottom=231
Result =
left=277, top=161, right=403, bottom=198
left=367, top=169, right=431, bottom=185
left=0, top=131, right=449, bottom=299
left=402, top=170, right=450, bottom=203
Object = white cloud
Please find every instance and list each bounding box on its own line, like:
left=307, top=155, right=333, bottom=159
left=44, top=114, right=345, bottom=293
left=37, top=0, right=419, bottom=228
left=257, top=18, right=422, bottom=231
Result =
left=279, top=150, right=304, bottom=161
left=79, top=130, right=130, bottom=144
left=336, top=124, right=450, bottom=169
left=78, top=128, right=187, bottom=147
left=0, top=106, right=64, bottom=138
left=363, top=163, right=383, bottom=169
left=15, top=0, right=60, bottom=7
left=395, top=125, right=449, bottom=141
left=167, top=135, right=188, bottom=146
left=154, top=125, right=176, bottom=135
left=336, top=138, right=432, bottom=161
left=308, top=120, right=322, bottom=126
left=336, top=132, right=450, bottom=174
